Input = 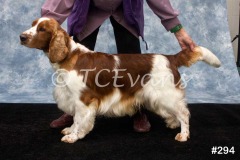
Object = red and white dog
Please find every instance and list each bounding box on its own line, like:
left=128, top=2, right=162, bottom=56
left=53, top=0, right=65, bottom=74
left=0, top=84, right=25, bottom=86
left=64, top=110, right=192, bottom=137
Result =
left=20, top=18, right=221, bottom=143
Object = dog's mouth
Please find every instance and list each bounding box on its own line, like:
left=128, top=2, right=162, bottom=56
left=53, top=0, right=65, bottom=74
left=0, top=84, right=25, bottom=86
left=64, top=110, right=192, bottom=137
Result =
left=20, top=41, right=27, bottom=45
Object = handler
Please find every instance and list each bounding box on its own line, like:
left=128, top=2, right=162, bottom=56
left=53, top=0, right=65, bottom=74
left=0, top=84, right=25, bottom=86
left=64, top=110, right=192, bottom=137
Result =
left=41, top=0, right=196, bottom=132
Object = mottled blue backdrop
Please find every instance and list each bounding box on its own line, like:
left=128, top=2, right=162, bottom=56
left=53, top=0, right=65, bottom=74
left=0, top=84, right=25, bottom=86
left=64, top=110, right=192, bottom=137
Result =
left=0, top=0, right=240, bottom=103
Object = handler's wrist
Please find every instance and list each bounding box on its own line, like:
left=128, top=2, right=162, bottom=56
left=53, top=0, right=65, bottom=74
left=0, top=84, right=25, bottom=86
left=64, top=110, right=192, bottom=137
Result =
left=170, top=24, right=183, bottom=33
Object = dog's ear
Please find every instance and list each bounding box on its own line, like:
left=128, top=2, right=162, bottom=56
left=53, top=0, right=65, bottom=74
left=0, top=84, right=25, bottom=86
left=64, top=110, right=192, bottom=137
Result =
left=49, top=30, right=69, bottom=63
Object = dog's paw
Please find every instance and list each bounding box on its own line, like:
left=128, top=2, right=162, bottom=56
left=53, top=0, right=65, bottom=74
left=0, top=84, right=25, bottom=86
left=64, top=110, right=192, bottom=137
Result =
left=61, top=127, right=72, bottom=135
left=175, top=133, right=190, bottom=142
left=61, top=134, right=78, bottom=143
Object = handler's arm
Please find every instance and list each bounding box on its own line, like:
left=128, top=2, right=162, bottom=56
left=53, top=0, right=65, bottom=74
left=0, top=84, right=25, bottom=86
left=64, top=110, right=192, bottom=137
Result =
left=146, top=0, right=181, bottom=31
left=147, top=0, right=196, bottom=51
left=41, top=0, right=75, bottom=24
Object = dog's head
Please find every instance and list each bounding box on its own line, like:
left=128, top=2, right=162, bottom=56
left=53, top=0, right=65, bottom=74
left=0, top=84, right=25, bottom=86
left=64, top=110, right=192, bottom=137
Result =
left=20, top=17, right=69, bottom=63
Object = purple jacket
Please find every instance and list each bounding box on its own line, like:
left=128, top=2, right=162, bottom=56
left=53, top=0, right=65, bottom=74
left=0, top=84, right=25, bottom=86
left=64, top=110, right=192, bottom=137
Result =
left=67, top=0, right=90, bottom=36
left=67, top=0, right=173, bottom=38
left=42, top=0, right=181, bottom=39
left=122, top=0, right=145, bottom=38
left=68, top=0, right=145, bottom=38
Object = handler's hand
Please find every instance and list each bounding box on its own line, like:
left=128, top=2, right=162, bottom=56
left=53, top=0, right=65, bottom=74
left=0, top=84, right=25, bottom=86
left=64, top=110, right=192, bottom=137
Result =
left=174, top=28, right=196, bottom=52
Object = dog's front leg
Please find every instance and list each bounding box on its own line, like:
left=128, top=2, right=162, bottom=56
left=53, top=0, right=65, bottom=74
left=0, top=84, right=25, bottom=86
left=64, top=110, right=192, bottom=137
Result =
left=61, top=123, right=75, bottom=135
left=61, top=103, right=96, bottom=143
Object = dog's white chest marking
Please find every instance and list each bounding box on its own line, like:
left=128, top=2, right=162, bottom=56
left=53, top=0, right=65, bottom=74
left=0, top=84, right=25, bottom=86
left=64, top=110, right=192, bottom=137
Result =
left=53, top=70, right=86, bottom=115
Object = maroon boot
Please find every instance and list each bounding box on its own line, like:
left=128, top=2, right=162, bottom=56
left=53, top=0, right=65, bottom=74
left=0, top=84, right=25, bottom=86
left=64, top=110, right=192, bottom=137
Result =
left=50, top=113, right=73, bottom=128
left=133, top=111, right=151, bottom=132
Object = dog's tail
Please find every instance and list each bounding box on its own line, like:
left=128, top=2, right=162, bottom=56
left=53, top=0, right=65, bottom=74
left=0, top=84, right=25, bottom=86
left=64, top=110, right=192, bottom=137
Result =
left=172, top=46, right=221, bottom=68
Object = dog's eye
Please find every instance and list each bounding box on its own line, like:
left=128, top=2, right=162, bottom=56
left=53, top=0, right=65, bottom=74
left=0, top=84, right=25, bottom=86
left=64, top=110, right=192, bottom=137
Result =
left=39, top=28, right=46, bottom=32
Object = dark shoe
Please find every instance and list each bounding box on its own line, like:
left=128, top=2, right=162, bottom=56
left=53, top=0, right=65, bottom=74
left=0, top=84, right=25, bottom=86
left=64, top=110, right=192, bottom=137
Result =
left=50, top=113, right=73, bottom=128
left=133, top=112, right=151, bottom=133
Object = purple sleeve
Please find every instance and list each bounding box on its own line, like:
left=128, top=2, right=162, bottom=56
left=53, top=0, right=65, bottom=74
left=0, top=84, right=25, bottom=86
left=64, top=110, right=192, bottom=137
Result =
left=41, top=0, right=75, bottom=24
left=146, top=0, right=181, bottom=31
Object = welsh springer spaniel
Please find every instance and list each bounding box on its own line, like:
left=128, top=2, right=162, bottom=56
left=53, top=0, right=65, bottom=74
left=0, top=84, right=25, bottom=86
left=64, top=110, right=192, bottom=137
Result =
left=20, top=18, right=221, bottom=143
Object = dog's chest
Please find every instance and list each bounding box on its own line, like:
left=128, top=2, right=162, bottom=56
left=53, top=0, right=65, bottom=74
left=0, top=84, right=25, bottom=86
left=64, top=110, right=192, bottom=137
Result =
left=53, top=70, right=86, bottom=115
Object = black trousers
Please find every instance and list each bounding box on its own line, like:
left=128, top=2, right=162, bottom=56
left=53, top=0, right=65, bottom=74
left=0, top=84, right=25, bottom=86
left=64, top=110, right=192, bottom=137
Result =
left=73, top=16, right=141, bottom=54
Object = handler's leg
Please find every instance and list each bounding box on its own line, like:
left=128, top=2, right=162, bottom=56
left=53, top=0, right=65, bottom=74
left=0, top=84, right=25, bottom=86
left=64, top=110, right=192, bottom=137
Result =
left=110, top=16, right=151, bottom=132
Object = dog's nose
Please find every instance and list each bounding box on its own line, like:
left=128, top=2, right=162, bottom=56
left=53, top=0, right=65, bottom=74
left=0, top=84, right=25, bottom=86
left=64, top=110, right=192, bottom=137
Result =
left=20, top=34, right=28, bottom=42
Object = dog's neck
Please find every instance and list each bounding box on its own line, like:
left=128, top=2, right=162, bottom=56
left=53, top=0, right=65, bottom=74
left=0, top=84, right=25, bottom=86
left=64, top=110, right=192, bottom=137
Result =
left=69, top=38, right=93, bottom=53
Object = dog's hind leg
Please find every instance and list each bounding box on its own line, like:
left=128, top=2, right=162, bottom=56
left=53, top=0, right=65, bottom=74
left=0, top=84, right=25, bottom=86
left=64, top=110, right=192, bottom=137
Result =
left=151, top=97, right=190, bottom=142
left=172, top=100, right=190, bottom=142
left=61, top=102, right=96, bottom=143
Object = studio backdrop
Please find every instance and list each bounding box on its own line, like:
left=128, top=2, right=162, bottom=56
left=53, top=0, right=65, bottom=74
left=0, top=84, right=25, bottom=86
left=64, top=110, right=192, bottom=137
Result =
left=0, top=0, right=240, bottom=103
